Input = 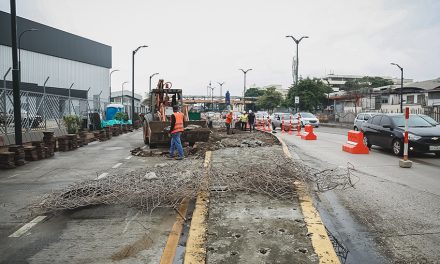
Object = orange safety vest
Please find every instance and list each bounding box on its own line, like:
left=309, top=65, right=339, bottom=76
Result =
left=226, top=113, right=233, bottom=124
left=171, top=112, right=184, bottom=134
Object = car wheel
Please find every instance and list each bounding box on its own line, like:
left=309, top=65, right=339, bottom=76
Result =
left=301, top=121, right=304, bottom=128
left=354, top=126, right=358, bottom=131
left=363, top=134, right=371, bottom=149
left=272, top=124, right=276, bottom=130
left=435, top=153, right=440, bottom=158
left=392, top=139, right=403, bottom=156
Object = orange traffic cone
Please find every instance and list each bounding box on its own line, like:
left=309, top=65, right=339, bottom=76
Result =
left=288, top=115, right=293, bottom=135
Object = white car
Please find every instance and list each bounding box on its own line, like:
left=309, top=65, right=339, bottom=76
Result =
left=354, top=112, right=376, bottom=131
left=292, top=112, right=320, bottom=127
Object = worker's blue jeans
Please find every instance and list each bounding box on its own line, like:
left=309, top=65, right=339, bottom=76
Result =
left=170, top=132, right=184, bottom=158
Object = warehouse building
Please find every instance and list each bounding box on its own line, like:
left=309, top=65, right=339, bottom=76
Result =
left=0, top=10, right=111, bottom=145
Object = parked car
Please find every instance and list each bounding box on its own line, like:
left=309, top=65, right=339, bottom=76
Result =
left=362, top=113, right=440, bottom=156
left=292, top=112, right=320, bottom=127
left=0, top=110, right=42, bottom=128
left=419, top=114, right=439, bottom=127
left=353, top=112, right=376, bottom=131
left=270, top=113, right=294, bottom=130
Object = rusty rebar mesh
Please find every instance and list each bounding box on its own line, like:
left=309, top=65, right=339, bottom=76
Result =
left=36, top=158, right=205, bottom=214
left=209, top=151, right=358, bottom=199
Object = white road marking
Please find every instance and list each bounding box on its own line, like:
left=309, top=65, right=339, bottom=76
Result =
left=97, top=172, right=109, bottom=179
left=7, top=174, right=20, bottom=179
left=125, top=156, right=132, bottom=160
left=9, top=216, right=47, bottom=238
left=123, top=212, right=140, bottom=233
left=112, top=163, right=123, bottom=169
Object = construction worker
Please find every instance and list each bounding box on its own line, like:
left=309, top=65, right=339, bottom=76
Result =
left=169, top=105, right=184, bottom=160
left=225, top=110, right=233, bottom=135
left=240, top=111, right=248, bottom=131
left=248, top=110, right=255, bottom=132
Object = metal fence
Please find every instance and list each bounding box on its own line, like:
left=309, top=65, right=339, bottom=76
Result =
left=322, top=107, right=440, bottom=124
left=1, top=87, right=106, bottom=146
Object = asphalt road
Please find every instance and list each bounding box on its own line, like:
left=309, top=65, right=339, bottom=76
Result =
left=279, top=127, right=440, bottom=263
left=0, top=131, right=177, bottom=264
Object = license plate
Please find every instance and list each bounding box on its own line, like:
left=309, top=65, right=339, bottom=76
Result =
left=429, top=145, right=440, bottom=151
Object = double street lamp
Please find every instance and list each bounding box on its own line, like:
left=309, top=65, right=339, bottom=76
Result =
left=391, top=63, right=404, bottom=113
left=217, top=82, right=225, bottom=97
left=132, top=45, right=148, bottom=119
left=109, top=69, right=119, bottom=103
left=286, top=35, right=308, bottom=86
left=239, top=68, right=252, bottom=100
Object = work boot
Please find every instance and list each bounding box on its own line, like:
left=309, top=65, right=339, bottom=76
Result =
left=167, top=155, right=174, bottom=159
left=175, top=156, right=184, bottom=160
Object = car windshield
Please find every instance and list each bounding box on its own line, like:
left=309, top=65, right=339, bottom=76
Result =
left=391, top=115, right=433, bottom=127
left=300, top=113, right=315, bottom=118
left=420, top=115, right=439, bottom=126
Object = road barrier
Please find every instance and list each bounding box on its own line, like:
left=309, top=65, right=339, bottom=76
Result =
left=296, top=114, right=301, bottom=136
left=281, top=115, right=285, bottom=134
left=301, top=125, right=317, bottom=140
left=399, top=107, right=413, bottom=168
left=288, top=115, right=293, bottom=135
left=342, top=130, right=369, bottom=154
left=267, top=117, right=272, bottom=132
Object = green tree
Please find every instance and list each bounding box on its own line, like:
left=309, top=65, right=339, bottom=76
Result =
left=361, top=76, right=393, bottom=88
left=256, top=87, right=283, bottom=112
left=244, top=88, right=265, bottom=97
left=286, top=78, right=332, bottom=112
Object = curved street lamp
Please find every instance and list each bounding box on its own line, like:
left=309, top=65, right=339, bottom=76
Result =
left=18, top=28, right=39, bottom=82
left=286, top=35, right=308, bottom=85
left=391, top=63, right=404, bottom=113
left=109, top=69, right=119, bottom=103
left=132, top=45, right=148, bottom=119
left=217, top=82, right=225, bottom=97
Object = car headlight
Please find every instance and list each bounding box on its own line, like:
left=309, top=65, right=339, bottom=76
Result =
left=408, top=133, right=421, bottom=141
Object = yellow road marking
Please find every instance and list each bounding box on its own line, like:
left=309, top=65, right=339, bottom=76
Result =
left=159, top=198, right=189, bottom=264
left=184, top=151, right=211, bottom=264
left=281, top=138, right=340, bottom=264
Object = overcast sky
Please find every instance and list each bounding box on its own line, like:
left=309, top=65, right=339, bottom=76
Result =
left=1, top=0, right=439, bottom=97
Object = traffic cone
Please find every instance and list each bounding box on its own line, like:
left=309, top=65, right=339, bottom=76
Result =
left=281, top=115, right=285, bottom=134
left=296, top=115, right=301, bottom=136
left=267, top=118, right=272, bottom=132
left=288, top=115, right=293, bottom=135
left=263, top=117, right=267, bottom=132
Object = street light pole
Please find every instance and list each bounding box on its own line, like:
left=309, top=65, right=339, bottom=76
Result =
left=132, top=45, right=148, bottom=120
left=239, top=68, right=252, bottom=100
left=121, top=81, right=129, bottom=111
left=217, top=82, right=225, bottom=97
left=391, top=63, right=404, bottom=113
left=286, top=35, right=308, bottom=86
left=18, top=28, right=39, bottom=84
left=149, top=72, right=159, bottom=111
left=109, top=69, right=119, bottom=103
left=209, top=82, right=215, bottom=111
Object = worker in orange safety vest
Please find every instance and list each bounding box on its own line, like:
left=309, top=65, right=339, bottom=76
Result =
left=225, top=110, right=233, bottom=135
left=168, top=105, right=184, bottom=160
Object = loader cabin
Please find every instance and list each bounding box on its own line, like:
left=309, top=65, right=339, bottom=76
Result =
left=142, top=82, right=209, bottom=147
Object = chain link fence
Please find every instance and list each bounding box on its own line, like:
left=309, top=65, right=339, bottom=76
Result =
left=1, top=87, right=106, bottom=146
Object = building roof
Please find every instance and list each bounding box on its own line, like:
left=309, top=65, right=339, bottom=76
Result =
left=403, top=78, right=440, bottom=90
left=111, top=91, right=142, bottom=100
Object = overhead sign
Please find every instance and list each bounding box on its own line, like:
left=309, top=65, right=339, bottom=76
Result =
left=295, top=96, right=299, bottom=104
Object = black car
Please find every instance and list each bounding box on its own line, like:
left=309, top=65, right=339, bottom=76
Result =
left=361, top=114, right=440, bottom=156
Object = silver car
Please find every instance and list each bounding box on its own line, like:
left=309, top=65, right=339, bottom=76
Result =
left=270, top=113, right=294, bottom=130
left=354, top=112, right=376, bottom=131
left=292, top=112, right=320, bottom=128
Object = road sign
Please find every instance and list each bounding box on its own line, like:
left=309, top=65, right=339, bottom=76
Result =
left=295, top=96, right=299, bottom=104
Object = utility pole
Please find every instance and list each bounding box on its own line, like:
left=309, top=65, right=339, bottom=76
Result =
left=10, top=0, right=23, bottom=145
left=286, top=35, right=309, bottom=86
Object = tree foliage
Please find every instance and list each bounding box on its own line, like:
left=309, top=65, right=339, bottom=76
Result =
left=244, top=88, right=265, bottom=97
left=256, top=87, right=283, bottom=112
left=343, top=76, right=393, bottom=91
left=286, top=78, right=332, bottom=112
